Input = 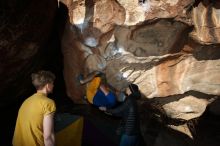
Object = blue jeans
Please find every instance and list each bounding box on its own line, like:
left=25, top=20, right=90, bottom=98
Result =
left=120, top=134, right=138, bottom=146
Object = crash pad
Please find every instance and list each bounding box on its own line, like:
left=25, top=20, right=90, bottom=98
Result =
left=55, top=113, right=83, bottom=146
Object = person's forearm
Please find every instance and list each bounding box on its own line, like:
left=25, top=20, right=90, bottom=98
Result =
left=80, top=75, right=94, bottom=84
left=99, top=84, right=109, bottom=96
left=106, top=100, right=129, bottom=115
left=44, top=134, right=55, bottom=146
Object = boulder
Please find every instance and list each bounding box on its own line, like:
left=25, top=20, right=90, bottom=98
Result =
left=60, top=0, right=125, bottom=47
left=60, top=0, right=220, bottom=125
left=162, top=95, right=208, bottom=120
left=190, top=1, right=220, bottom=44
left=117, top=0, right=194, bottom=25
left=106, top=54, right=220, bottom=97
left=114, top=19, right=188, bottom=57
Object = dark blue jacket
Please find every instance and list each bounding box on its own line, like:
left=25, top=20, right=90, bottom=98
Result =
left=106, top=93, right=139, bottom=135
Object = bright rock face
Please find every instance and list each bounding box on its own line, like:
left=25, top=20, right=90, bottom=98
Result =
left=190, top=1, right=220, bottom=44
left=60, top=0, right=220, bottom=122
left=162, top=96, right=208, bottom=120
left=64, top=0, right=125, bottom=48
left=117, top=0, right=194, bottom=25
left=105, top=54, right=220, bottom=98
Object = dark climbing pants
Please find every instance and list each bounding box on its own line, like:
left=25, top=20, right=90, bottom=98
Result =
left=119, top=134, right=138, bottom=146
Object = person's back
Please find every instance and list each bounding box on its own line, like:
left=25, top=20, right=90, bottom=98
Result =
left=13, top=93, right=56, bottom=146
left=13, top=70, right=56, bottom=146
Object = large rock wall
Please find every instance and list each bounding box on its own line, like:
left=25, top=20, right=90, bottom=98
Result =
left=190, top=1, right=220, bottom=44
left=60, top=0, right=220, bottom=122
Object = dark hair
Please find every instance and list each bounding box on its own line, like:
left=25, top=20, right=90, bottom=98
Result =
left=31, top=70, right=55, bottom=90
left=129, top=84, right=141, bottom=99
left=96, top=72, right=107, bottom=84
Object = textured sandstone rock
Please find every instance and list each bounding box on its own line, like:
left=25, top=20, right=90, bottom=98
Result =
left=61, top=22, right=86, bottom=103
left=114, top=20, right=188, bottom=57
left=145, top=91, right=216, bottom=121
left=182, top=38, right=220, bottom=60
left=61, top=22, right=107, bottom=102
left=117, top=0, right=194, bottom=25
left=190, top=1, right=220, bottom=44
left=60, top=0, right=125, bottom=47
left=60, top=0, right=220, bottom=123
left=167, top=124, right=193, bottom=138
left=106, top=54, right=220, bottom=98
left=71, top=0, right=125, bottom=32
left=162, top=96, right=208, bottom=120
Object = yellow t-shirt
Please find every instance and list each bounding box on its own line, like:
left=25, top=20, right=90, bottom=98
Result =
left=86, top=77, right=101, bottom=104
left=13, top=92, right=56, bottom=146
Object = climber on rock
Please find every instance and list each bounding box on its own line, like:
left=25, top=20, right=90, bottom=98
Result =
left=77, top=71, right=120, bottom=108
